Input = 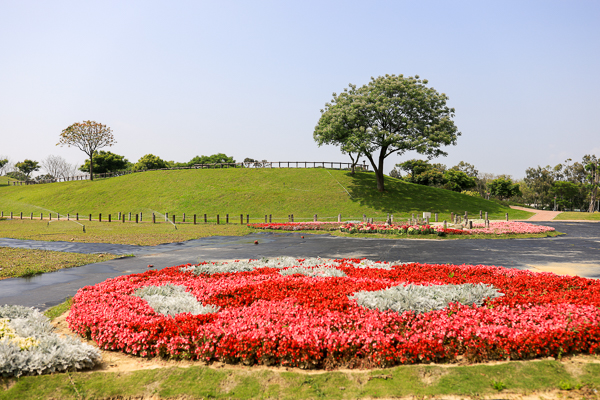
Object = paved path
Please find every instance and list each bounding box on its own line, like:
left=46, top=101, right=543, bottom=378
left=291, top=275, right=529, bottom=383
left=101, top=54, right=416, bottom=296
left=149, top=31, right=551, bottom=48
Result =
left=1, top=221, right=599, bottom=310
left=510, top=206, right=562, bottom=221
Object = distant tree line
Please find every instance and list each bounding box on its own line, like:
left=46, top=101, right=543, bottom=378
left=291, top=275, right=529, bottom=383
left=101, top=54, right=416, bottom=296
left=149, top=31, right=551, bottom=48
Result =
left=388, top=155, right=599, bottom=212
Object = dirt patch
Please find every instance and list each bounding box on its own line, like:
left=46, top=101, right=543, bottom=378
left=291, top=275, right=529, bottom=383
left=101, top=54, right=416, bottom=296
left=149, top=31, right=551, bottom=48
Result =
left=526, top=262, right=600, bottom=277
left=417, top=367, right=449, bottom=385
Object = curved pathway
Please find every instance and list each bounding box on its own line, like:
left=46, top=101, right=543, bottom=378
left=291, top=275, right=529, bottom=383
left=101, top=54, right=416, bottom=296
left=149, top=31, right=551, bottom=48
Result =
left=510, top=206, right=561, bottom=221
left=1, top=221, right=599, bottom=310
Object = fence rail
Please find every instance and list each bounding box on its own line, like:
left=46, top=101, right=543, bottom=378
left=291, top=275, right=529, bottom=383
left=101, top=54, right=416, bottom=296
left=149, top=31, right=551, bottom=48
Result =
left=8, top=161, right=370, bottom=186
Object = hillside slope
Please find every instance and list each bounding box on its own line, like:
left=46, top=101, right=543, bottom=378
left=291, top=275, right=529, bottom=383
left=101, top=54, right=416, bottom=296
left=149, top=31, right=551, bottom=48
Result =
left=0, top=169, right=532, bottom=221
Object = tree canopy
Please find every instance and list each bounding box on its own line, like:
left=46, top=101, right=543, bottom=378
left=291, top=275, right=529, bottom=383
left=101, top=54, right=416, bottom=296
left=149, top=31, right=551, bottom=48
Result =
left=15, top=159, right=40, bottom=178
left=133, top=154, right=168, bottom=171
left=314, top=74, right=460, bottom=191
left=187, top=153, right=235, bottom=166
left=79, top=151, right=129, bottom=174
left=57, top=120, right=115, bottom=180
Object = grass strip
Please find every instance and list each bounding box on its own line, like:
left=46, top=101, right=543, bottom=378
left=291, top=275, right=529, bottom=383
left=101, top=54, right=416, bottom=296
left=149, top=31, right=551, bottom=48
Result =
left=1, top=359, right=599, bottom=399
left=555, top=212, right=600, bottom=221
left=0, top=219, right=250, bottom=246
left=43, top=297, right=73, bottom=321
left=0, top=247, right=118, bottom=279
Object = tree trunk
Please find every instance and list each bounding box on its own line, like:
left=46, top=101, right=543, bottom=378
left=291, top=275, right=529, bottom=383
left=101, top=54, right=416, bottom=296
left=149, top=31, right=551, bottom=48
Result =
left=365, top=146, right=388, bottom=192
left=589, top=165, right=598, bottom=213
left=89, top=154, right=94, bottom=181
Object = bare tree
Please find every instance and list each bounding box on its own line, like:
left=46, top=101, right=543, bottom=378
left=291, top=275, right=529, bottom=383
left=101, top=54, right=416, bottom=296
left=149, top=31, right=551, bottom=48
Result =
left=57, top=121, right=116, bottom=180
left=41, top=155, right=74, bottom=180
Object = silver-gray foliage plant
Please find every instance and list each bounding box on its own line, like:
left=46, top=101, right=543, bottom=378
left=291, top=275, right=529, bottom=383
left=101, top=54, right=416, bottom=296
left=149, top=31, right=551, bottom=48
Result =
left=350, top=283, right=504, bottom=315
left=279, top=266, right=347, bottom=277
left=181, top=257, right=399, bottom=275
left=0, top=305, right=101, bottom=377
left=133, top=284, right=220, bottom=317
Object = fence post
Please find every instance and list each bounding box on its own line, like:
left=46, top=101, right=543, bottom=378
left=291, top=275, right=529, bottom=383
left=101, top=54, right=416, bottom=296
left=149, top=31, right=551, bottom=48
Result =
left=182, top=213, right=185, bottom=223
left=363, top=214, right=366, bottom=222
left=76, top=213, right=79, bottom=221
left=194, top=214, right=197, bottom=225
left=291, top=214, right=294, bottom=222
left=140, top=212, right=142, bottom=222
left=152, top=213, right=156, bottom=224
left=217, top=215, right=220, bottom=224
left=122, top=213, right=125, bottom=223
left=30, top=212, right=33, bottom=220
left=506, top=213, right=509, bottom=221
left=171, top=215, right=175, bottom=224
left=204, top=214, right=207, bottom=223
left=67, top=213, right=70, bottom=221
left=314, top=214, right=317, bottom=222
left=240, top=214, right=243, bottom=225
left=49, top=213, right=51, bottom=221
left=129, top=212, right=131, bottom=221
left=269, top=214, right=272, bottom=223
left=118, top=212, right=121, bottom=220
left=485, top=212, right=488, bottom=220
left=99, top=213, right=102, bottom=222
left=165, top=213, right=168, bottom=222
left=108, top=214, right=111, bottom=223
left=246, top=214, right=249, bottom=224
left=40, top=213, right=43, bottom=220
left=264, top=215, right=267, bottom=223
left=338, top=214, right=341, bottom=222
left=20, top=212, right=23, bottom=219
left=435, top=213, right=438, bottom=222
left=468, top=221, right=473, bottom=229
left=89, top=214, right=91, bottom=221
left=226, top=214, right=229, bottom=224
left=479, top=210, right=482, bottom=219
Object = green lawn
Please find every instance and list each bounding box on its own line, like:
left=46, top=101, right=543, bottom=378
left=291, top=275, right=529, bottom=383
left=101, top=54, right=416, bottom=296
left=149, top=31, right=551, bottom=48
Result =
left=0, top=247, right=119, bottom=279
left=0, top=219, right=250, bottom=246
left=555, top=211, right=600, bottom=221
left=0, top=169, right=533, bottom=222
left=2, top=354, right=599, bottom=399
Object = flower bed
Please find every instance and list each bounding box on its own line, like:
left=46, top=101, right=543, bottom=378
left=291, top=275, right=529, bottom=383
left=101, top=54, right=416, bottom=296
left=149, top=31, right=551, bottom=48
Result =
left=248, top=222, right=343, bottom=231
left=67, top=258, right=600, bottom=369
left=339, top=221, right=555, bottom=236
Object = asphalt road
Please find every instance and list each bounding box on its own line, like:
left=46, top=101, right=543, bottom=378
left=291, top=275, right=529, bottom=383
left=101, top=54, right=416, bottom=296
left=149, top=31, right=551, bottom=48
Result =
left=0, top=222, right=598, bottom=310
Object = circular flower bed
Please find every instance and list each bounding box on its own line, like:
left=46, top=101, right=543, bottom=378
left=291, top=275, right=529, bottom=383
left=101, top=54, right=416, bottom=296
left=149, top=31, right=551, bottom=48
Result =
left=67, top=258, right=600, bottom=369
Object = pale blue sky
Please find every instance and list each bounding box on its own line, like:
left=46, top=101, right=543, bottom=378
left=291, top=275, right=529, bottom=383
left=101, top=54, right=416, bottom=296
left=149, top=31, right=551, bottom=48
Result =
left=1, top=0, right=599, bottom=179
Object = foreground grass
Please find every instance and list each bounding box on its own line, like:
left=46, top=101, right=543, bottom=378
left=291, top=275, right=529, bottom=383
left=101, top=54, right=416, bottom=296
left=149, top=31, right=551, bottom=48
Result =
left=0, top=219, right=250, bottom=246
left=2, top=358, right=599, bottom=399
left=0, top=169, right=533, bottom=221
left=0, top=247, right=118, bottom=280
left=555, top=211, right=600, bottom=221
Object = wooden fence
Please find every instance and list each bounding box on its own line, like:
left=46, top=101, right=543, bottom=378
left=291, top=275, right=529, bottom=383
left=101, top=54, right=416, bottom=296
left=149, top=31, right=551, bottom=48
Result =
left=9, top=161, right=370, bottom=186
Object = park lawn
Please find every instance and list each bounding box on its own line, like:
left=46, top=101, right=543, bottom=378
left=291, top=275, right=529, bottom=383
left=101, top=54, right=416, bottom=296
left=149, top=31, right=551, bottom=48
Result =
left=555, top=212, right=600, bottom=221
left=0, top=219, right=251, bottom=246
left=0, top=169, right=533, bottom=222
left=0, top=247, right=119, bottom=279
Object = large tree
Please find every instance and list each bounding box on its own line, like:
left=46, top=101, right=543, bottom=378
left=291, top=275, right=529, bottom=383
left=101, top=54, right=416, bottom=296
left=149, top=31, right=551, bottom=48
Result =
left=133, top=154, right=168, bottom=171
left=57, top=120, right=115, bottom=180
left=314, top=74, right=460, bottom=192
left=42, top=155, right=75, bottom=180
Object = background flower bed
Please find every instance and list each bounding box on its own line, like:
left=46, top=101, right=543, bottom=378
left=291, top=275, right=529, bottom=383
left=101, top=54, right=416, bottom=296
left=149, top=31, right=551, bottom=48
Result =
left=339, top=221, right=555, bottom=236
left=67, top=258, right=600, bottom=370
left=248, top=222, right=343, bottom=231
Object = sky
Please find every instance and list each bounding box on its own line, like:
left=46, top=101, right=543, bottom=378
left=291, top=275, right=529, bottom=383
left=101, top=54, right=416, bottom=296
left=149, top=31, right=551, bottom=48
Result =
left=1, top=0, right=599, bottom=179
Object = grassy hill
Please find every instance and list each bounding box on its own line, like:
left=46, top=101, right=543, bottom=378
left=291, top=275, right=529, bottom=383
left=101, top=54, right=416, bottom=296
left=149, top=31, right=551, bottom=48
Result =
left=0, top=169, right=532, bottom=221
left=0, top=176, right=17, bottom=187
